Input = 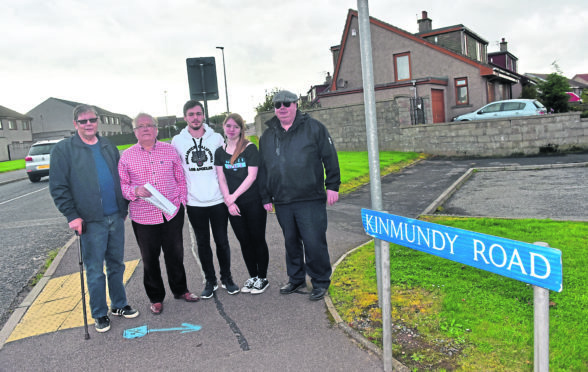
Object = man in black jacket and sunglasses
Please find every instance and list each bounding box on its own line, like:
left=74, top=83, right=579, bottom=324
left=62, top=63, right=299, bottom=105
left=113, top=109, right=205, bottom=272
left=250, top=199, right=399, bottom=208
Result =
left=50, top=104, right=138, bottom=333
left=258, top=90, right=341, bottom=301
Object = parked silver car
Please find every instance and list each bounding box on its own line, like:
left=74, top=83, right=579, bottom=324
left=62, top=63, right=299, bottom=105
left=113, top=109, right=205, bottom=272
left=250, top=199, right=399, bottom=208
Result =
left=24, top=139, right=63, bottom=182
left=452, top=99, right=547, bottom=121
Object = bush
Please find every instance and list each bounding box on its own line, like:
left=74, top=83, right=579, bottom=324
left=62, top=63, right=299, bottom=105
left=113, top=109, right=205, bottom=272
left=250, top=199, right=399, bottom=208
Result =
left=537, top=73, right=570, bottom=113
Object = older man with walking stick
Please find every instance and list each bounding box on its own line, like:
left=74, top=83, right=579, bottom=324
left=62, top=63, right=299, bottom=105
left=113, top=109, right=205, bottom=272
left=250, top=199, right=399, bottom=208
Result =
left=50, top=104, right=139, bottom=333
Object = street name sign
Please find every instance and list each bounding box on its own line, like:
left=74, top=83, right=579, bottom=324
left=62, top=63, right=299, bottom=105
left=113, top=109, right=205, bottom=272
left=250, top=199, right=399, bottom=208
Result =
left=361, top=209, right=562, bottom=292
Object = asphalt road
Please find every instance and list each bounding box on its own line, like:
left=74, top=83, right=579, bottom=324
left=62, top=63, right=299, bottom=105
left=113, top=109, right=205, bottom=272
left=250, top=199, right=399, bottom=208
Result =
left=0, top=175, right=71, bottom=329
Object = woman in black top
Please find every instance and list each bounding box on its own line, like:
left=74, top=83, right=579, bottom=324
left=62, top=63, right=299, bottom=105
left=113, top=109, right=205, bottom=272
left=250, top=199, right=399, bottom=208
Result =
left=214, top=113, right=270, bottom=294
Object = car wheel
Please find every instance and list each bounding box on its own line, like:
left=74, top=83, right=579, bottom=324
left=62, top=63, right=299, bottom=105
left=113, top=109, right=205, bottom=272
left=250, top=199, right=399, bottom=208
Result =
left=28, top=174, right=41, bottom=182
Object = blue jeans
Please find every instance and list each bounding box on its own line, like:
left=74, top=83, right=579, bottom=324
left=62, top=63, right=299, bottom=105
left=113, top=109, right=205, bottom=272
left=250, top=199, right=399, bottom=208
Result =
left=274, top=200, right=332, bottom=289
left=81, top=214, right=128, bottom=319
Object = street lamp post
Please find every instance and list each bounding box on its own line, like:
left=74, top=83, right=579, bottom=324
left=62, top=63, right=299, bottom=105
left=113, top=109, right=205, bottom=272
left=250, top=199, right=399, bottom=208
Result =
left=216, top=46, right=230, bottom=114
left=164, top=90, right=170, bottom=138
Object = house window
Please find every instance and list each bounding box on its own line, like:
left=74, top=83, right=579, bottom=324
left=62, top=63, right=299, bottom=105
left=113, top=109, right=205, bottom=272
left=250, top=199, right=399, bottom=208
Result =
left=0, top=120, right=3, bottom=130
left=394, top=52, right=411, bottom=81
left=455, top=78, right=469, bottom=105
left=22, top=121, right=30, bottom=130
left=8, top=120, right=16, bottom=130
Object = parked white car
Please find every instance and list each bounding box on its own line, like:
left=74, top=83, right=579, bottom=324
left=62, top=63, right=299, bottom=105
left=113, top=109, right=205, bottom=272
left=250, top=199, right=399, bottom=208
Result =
left=24, top=139, right=63, bottom=182
left=452, top=99, right=547, bottom=121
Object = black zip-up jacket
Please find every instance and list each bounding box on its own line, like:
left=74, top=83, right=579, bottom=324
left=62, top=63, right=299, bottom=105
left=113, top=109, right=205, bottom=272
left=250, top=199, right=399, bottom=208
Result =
left=258, top=110, right=340, bottom=205
left=49, top=133, right=128, bottom=223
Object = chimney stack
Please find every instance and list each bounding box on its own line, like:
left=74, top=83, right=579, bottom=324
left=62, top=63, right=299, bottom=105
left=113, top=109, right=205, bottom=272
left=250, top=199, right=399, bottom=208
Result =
left=500, top=38, right=508, bottom=52
left=418, top=11, right=432, bottom=33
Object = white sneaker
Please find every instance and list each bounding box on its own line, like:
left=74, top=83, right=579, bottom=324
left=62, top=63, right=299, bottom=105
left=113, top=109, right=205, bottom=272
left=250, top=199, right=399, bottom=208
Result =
left=241, top=277, right=257, bottom=293
left=251, top=278, right=269, bottom=294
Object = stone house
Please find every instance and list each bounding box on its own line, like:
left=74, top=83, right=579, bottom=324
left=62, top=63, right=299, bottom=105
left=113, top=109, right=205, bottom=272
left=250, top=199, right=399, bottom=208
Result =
left=27, top=97, right=130, bottom=141
left=0, top=105, right=33, bottom=161
left=318, top=10, right=524, bottom=124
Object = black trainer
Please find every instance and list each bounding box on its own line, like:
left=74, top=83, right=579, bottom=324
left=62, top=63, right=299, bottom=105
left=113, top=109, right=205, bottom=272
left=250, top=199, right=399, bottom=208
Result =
left=95, top=315, right=111, bottom=333
left=251, top=278, right=269, bottom=294
left=111, top=305, right=139, bottom=319
left=241, top=277, right=258, bottom=293
left=201, top=281, right=218, bottom=299
left=221, top=278, right=240, bottom=295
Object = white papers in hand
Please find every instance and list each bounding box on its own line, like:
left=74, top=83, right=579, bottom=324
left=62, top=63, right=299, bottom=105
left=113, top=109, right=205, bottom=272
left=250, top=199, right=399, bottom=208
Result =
left=143, top=183, right=178, bottom=215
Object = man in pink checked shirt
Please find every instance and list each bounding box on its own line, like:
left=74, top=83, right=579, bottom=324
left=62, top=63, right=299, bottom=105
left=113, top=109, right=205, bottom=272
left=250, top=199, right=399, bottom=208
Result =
left=119, top=113, right=199, bottom=315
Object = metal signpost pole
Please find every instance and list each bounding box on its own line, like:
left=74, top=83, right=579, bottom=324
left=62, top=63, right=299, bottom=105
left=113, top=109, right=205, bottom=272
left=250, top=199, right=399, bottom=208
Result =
left=357, top=1, right=392, bottom=370
left=164, top=90, right=170, bottom=138
left=216, top=46, right=230, bottom=114
left=533, top=242, right=550, bottom=372
left=199, top=62, right=210, bottom=124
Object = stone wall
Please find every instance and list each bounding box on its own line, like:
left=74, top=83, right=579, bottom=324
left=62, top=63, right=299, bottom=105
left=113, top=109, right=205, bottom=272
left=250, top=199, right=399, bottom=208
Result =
left=254, top=102, right=588, bottom=157
left=393, top=114, right=587, bottom=156
left=255, top=98, right=412, bottom=151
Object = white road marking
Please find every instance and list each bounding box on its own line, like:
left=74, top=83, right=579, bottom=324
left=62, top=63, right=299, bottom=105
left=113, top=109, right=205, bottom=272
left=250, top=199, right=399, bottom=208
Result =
left=0, top=186, right=48, bottom=206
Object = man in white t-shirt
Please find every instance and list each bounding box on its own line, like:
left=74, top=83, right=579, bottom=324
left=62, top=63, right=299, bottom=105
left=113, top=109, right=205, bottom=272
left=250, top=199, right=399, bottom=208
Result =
left=172, top=100, right=239, bottom=298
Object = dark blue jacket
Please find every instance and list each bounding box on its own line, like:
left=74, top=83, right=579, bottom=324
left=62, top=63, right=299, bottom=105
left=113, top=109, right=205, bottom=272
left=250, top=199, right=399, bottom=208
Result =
left=49, top=133, right=128, bottom=223
left=258, top=110, right=340, bottom=205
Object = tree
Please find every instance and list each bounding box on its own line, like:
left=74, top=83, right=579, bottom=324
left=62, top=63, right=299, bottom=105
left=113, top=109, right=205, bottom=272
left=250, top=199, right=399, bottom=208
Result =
left=520, top=84, right=537, bottom=99
left=255, top=88, right=282, bottom=113
left=208, top=113, right=228, bottom=126
left=537, top=73, right=570, bottom=113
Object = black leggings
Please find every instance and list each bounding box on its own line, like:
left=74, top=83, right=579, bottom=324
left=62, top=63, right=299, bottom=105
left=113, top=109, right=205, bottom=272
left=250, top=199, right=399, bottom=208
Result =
left=228, top=198, right=270, bottom=279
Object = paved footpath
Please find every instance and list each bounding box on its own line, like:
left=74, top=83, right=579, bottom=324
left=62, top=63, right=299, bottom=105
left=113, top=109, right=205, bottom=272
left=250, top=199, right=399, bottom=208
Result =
left=0, top=153, right=586, bottom=371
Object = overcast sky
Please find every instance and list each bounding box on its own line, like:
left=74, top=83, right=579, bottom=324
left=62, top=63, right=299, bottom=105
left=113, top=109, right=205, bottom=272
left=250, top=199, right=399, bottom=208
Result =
left=2, top=0, right=586, bottom=123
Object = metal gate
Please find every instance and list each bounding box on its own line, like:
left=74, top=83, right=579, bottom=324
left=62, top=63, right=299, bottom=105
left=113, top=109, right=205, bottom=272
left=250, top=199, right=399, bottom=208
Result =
left=410, top=97, right=426, bottom=125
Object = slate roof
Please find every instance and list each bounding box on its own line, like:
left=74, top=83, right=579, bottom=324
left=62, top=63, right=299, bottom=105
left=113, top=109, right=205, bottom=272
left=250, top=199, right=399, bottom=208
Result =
left=50, top=97, right=120, bottom=116
left=329, top=9, right=496, bottom=92
left=0, top=105, right=31, bottom=119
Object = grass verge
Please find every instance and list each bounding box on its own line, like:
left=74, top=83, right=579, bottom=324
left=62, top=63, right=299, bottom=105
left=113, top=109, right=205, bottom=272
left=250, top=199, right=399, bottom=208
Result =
left=338, top=152, right=426, bottom=195
left=330, top=217, right=588, bottom=370
left=0, top=159, right=25, bottom=173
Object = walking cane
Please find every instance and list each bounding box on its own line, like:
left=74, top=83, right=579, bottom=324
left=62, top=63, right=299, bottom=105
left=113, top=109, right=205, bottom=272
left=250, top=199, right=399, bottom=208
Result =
left=76, top=222, right=90, bottom=340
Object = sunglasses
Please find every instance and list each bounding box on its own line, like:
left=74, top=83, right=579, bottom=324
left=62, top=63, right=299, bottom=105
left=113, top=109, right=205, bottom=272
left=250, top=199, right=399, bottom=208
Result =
left=274, top=101, right=293, bottom=109
left=76, top=118, right=99, bottom=124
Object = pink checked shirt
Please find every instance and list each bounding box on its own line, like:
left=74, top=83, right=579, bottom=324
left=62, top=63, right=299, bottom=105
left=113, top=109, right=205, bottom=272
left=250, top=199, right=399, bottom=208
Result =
left=119, top=141, right=188, bottom=225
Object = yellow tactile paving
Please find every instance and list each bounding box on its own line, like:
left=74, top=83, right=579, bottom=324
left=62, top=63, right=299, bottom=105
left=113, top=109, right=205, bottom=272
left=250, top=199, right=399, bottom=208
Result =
left=6, top=259, right=139, bottom=343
